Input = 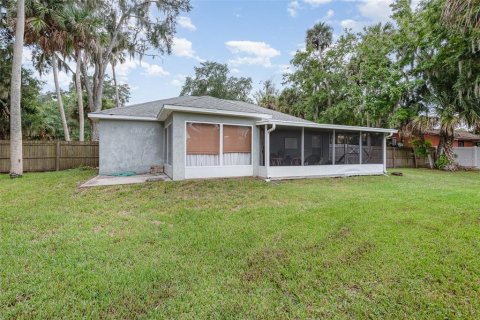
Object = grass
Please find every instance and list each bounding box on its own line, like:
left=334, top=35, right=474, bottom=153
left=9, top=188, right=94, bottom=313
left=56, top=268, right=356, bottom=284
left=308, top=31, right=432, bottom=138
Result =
left=1, top=169, right=479, bottom=319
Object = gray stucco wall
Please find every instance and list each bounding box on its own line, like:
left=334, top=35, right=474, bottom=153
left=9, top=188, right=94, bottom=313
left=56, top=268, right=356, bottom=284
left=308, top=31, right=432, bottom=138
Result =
left=170, top=112, right=260, bottom=180
left=99, top=119, right=163, bottom=175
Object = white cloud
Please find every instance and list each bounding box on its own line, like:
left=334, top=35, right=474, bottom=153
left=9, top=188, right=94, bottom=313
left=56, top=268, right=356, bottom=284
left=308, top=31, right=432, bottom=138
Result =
left=287, top=1, right=299, bottom=17
left=108, top=59, right=169, bottom=83
left=225, top=40, right=280, bottom=67
left=142, top=63, right=170, bottom=76
left=303, top=0, right=331, bottom=6
left=325, top=9, right=334, bottom=19
left=170, top=74, right=187, bottom=87
left=173, top=37, right=203, bottom=61
left=340, top=19, right=365, bottom=32
left=358, top=0, right=392, bottom=22
left=114, top=59, right=140, bottom=81
left=177, top=16, right=196, bottom=31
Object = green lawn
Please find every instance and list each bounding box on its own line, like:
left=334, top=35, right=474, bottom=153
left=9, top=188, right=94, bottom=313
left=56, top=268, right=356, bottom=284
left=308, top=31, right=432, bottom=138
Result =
left=1, top=169, right=479, bottom=319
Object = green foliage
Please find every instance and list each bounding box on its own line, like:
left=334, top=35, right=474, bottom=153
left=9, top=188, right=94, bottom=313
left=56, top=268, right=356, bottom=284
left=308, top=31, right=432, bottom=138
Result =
left=253, top=80, right=279, bottom=110
left=435, top=154, right=451, bottom=169
left=181, top=61, right=253, bottom=102
left=411, top=138, right=433, bottom=157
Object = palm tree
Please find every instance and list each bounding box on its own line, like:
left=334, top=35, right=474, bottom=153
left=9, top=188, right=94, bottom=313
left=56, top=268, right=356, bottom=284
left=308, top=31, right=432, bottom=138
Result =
left=305, top=22, right=334, bottom=112
left=62, top=3, right=99, bottom=141
left=406, top=94, right=480, bottom=170
left=24, top=0, right=71, bottom=141
left=442, top=0, right=480, bottom=38
left=9, top=0, right=25, bottom=178
left=305, top=22, right=333, bottom=53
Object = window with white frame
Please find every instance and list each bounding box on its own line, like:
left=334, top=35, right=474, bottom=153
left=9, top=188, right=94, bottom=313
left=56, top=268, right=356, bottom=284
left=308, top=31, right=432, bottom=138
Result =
left=186, top=122, right=220, bottom=166
left=186, top=122, right=252, bottom=167
left=223, top=125, right=252, bottom=165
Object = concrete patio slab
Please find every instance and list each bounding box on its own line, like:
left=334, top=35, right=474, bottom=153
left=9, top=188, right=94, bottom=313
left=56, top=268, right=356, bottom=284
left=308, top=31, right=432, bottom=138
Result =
left=80, top=173, right=169, bottom=188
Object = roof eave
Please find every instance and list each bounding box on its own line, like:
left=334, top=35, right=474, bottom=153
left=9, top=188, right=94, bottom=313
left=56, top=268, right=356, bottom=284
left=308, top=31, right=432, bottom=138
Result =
left=87, top=113, right=159, bottom=122
left=256, top=119, right=398, bottom=133
left=158, top=104, right=273, bottom=121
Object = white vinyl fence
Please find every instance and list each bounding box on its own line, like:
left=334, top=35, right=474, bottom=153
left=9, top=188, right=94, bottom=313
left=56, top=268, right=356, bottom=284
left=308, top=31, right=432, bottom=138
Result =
left=453, top=147, right=480, bottom=168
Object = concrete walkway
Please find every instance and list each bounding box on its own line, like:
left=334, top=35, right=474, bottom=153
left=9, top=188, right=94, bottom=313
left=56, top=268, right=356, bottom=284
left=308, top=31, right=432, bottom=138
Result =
left=80, top=173, right=169, bottom=188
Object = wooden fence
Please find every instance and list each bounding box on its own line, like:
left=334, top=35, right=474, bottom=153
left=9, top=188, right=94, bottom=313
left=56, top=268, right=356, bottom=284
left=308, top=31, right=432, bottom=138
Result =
left=0, top=141, right=426, bottom=173
left=386, top=147, right=431, bottom=168
left=0, top=140, right=98, bottom=173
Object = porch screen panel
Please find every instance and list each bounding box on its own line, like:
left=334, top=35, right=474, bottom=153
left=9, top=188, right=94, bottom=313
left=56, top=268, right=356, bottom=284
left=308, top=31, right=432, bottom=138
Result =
left=362, top=132, right=383, bottom=164
left=304, top=129, right=333, bottom=165
left=335, top=132, right=360, bottom=164
left=186, top=122, right=220, bottom=166
left=269, top=127, right=302, bottom=166
left=223, top=125, right=252, bottom=165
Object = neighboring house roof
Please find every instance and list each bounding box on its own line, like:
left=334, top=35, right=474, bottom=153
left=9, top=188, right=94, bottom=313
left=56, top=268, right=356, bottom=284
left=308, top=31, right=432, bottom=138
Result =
left=424, top=129, right=480, bottom=141
left=88, top=95, right=396, bottom=133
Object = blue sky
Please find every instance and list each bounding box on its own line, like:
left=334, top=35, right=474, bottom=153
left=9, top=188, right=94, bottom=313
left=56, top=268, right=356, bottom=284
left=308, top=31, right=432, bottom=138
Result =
left=24, top=0, right=402, bottom=105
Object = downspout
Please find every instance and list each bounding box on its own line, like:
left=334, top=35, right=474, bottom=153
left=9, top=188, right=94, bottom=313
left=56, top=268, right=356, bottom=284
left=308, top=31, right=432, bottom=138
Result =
left=265, top=123, right=276, bottom=181
left=384, top=132, right=394, bottom=174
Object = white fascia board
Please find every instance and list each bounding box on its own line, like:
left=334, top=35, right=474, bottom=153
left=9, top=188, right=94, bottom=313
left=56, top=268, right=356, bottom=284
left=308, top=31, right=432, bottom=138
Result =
left=256, top=119, right=397, bottom=133
left=87, top=113, right=159, bottom=122
left=161, top=104, right=272, bottom=120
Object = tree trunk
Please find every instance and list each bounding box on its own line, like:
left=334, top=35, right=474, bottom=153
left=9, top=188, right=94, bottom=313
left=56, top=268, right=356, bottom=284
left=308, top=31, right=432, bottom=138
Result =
left=52, top=55, right=71, bottom=141
left=112, top=62, right=120, bottom=108
left=89, top=63, right=107, bottom=141
left=75, top=50, right=85, bottom=141
left=443, top=135, right=457, bottom=171
left=9, top=0, right=25, bottom=178
left=436, top=135, right=445, bottom=160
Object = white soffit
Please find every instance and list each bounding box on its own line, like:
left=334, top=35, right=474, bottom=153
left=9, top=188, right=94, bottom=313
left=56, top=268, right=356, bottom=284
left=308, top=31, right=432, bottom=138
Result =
left=256, top=120, right=397, bottom=133
left=158, top=104, right=273, bottom=121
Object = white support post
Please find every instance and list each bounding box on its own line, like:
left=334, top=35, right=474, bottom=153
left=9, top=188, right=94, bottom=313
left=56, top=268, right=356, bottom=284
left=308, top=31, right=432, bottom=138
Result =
left=219, top=124, right=224, bottom=166
left=265, top=125, right=270, bottom=175
left=301, top=127, right=305, bottom=166
left=383, top=134, right=387, bottom=173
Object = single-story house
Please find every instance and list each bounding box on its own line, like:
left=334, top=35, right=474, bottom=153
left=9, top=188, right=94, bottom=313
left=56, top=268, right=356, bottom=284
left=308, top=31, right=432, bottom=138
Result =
left=88, top=96, right=397, bottom=181
left=392, top=130, right=480, bottom=148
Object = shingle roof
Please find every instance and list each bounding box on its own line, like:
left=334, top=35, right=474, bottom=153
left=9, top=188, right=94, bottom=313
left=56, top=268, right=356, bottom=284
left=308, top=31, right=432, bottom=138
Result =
left=92, top=95, right=313, bottom=124
left=425, top=129, right=480, bottom=141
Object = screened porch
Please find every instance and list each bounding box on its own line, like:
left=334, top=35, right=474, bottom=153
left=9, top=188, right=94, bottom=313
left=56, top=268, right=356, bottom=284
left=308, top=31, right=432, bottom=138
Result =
left=258, top=124, right=389, bottom=179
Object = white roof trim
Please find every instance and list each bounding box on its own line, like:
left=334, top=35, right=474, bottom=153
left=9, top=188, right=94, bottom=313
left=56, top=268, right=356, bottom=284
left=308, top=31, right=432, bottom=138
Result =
left=160, top=104, right=272, bottom=120
left=256, top=119, right=397, bottom=133
left=88, top=113, right=159, bottom=122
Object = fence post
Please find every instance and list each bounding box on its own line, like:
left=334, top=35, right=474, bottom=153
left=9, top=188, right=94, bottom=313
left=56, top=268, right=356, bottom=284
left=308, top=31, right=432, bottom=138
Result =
left=55, top=140, right=60, bottom=171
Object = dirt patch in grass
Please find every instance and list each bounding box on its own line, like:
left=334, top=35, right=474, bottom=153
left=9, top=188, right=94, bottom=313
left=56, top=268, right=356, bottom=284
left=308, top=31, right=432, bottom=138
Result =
left=6, top=293, right=32, bottom=308
left=242, top=247, right=289, bottom=283
left=339, top=241, right=376, bottom=265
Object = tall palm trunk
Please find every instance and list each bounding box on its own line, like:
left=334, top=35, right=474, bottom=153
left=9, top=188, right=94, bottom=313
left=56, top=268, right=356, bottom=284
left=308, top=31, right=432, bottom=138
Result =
left=443, top=134, right=457, bottom=170
left=9, top=0, right=25, bottom=178
left=52, top=54, right=70, bottom=141
left=75, top=50, right=85, bottom=141
left=111, top=62, right=120, bottom=108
